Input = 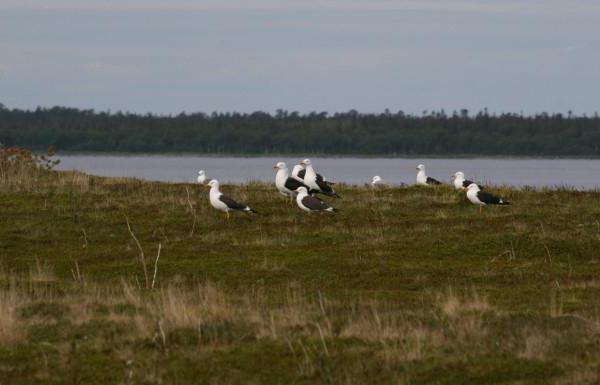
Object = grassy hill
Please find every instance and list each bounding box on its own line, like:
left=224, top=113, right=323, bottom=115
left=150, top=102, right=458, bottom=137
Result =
left=1, top=167, right=600, bottom=384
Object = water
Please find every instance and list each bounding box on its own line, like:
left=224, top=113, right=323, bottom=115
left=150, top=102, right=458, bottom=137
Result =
left=55, top=155, right=600, bottom=189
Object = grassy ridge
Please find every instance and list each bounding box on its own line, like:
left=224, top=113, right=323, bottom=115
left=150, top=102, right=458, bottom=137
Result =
left=1, top=170, right=600, bottom=384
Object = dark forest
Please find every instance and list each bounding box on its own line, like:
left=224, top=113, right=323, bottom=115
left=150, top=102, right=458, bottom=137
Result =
left=1, top=104, right=599, bottom=155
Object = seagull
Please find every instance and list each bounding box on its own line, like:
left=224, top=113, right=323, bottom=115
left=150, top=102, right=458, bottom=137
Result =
left=300, top=159, right=341, bottom=198
left=207, top=179, right=257, bottom=219
left=452, top=171, right=475, bottom=190
left=295, top=187, right=338, bottom=213
left=273, top=161, right=312, bottom=198
left=416, top=164, right=441, bottom=186
left=292, top=162, right=335, bottom=185
left=371, top=176, right=387, bottom=187
left=291, top=164, right=305, bottom=183
left=197, top=170, right=207, bottom=184
left=465, top=183, right=510, bottom=212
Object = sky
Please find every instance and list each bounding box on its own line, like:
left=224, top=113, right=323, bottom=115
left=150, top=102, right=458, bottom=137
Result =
left=0, top=0, right=599, bottom=115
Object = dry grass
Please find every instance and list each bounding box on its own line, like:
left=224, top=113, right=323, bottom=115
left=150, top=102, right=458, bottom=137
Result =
left=0, top=284, right=24, bottom=344
left=553, top=369, right=599, bottom=385
left=518, top=330, right=551, bottom=361
left=28, top=258, right=55, bottom=282
left=1, top=264, right=600, bottom=384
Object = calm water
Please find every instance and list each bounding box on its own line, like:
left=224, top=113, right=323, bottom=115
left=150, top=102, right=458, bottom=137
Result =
left=55, top=155, right=600, bottom=189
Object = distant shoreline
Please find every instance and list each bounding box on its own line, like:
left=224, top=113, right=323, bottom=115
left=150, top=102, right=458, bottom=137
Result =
left=4, top=107, right=600, bottom=157
left=53, top=152, right=600, bottom=160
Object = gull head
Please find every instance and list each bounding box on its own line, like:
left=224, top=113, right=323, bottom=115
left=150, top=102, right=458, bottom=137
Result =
left=198, top=170, right=205, bottom=175
left=372, top=176, right=382, bottom=184
left=207, top=179, right=219, bottom=188
left=466, top=183, right=480, bottom=191
left=274, top=161, right=286, bottom=171
left=300, top=158, right=311, bottom=166
left=416, top=164, right=425, bottom=171
left=453, top=171, right=464, bottom=179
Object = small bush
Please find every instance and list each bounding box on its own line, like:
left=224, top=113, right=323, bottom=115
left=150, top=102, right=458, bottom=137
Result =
left=0, top=146, right=60, bottom=191
left=0, top=145, right=59, bottom=178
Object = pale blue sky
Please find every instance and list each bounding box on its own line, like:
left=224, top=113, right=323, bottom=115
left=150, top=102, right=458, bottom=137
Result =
left=1, top=0, right=599, bottom=115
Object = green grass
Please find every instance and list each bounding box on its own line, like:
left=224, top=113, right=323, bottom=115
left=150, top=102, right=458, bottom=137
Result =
left=1, top=170, right=600, bottom=384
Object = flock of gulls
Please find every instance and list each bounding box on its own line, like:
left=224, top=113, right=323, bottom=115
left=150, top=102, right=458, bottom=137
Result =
left=198, top=159, right=510, bottom=219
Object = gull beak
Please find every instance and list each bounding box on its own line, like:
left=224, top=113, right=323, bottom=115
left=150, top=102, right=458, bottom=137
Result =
left=273, top=166, right=278, bottom=170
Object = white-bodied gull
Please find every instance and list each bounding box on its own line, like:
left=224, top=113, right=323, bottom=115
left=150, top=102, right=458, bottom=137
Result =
left=274, top=162, right=312, bottom=198
left=295, top=187, right=338, bottom=213
left=207, top=179, right=257, bottom=219
left=197, top=170, right=207, bottom=184
left=300, top=158, right=340, bottom=198
left=292, top=162, right=333, bottom=184
left=466, top=183, right=510, bottom=212
left=452, top=171, right=475, bottom=190
left=371, top=176, right=387, bottom=187
left=416, top=164, right=441, bottom=186
left=291, top=164, right=305, bottom=183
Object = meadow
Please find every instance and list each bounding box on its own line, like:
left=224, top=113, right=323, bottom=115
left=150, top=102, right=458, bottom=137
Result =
left=1, top=162, right=600, bottom=384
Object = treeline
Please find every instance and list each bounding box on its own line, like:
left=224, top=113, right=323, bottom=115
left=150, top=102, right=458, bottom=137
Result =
left=1, top=104, right=600, bottom=155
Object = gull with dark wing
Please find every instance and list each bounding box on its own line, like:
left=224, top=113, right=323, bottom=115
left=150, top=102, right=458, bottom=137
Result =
left=274, top=161, right=312, bottom=198
left=207, top=179, right=257, bottom=220
left=466, top=183, right=510, bottom=212
left=291, top=164, right=305, bottom=184
left=295, top=187, right=338, bottom=213
left=300, top=158, right=341, bottom=198
left=416, top=164, right=441, bottom=186
left=452, top=171, right=483, bottom=190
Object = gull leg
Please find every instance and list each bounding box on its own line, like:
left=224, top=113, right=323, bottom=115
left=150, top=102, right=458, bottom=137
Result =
left=226, top=211, right=230, bottom=221
left=479, top=205, right=482, bottom=214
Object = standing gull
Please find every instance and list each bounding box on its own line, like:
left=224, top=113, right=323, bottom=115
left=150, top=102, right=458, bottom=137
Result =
left=300, top=159, right=341, bottom=198
left=274, top=162, right=311, bottom=198
left=371, top=176, right=387, bottom=187
left=295, top=187, right=338, bottom=213
left=466, top=183, right=510, bottom=212
left=416, top=164, right=441, bottom=186
left=197, top=170, right=207, bottom=184
left=292, top=162, right=334, bottom=185
left=291, top=164, right=305, bottom=184
left=452, top=171, right=475, bottom=190
left=207, top=179, right=257, bottom=219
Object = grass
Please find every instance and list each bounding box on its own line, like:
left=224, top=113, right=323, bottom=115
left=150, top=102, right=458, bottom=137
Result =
left=1, top=168, right=600, bottom=384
